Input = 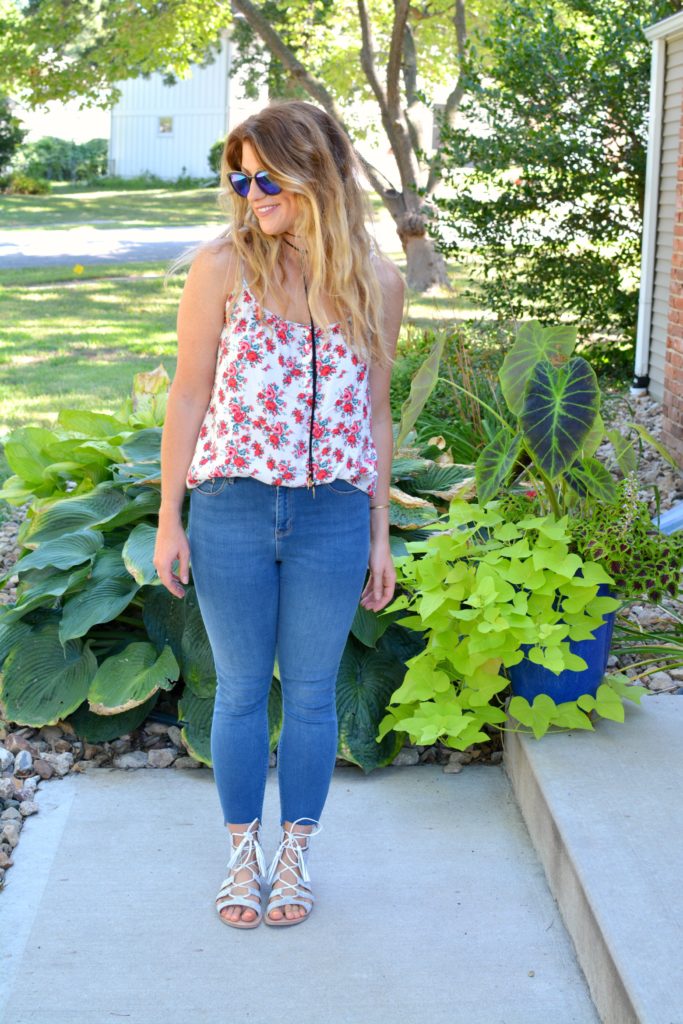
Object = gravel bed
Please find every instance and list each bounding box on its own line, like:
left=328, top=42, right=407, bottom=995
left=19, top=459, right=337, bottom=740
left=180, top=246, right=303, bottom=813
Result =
left=1, top=388, right=682, bottom=889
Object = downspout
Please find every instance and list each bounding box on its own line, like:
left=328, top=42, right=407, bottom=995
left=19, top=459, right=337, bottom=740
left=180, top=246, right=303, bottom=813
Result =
left=633, top=34, right=666, bottom=396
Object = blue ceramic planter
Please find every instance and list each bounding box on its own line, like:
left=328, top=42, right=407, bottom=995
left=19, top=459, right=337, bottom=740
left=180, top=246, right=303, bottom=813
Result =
left=507, top=583, right=617, bottom=703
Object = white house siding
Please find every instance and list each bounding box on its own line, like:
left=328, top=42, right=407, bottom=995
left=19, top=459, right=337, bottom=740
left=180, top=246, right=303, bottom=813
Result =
left=649, top=33, right=683, bottom=401
left=109, top=37, right=231, bottom=179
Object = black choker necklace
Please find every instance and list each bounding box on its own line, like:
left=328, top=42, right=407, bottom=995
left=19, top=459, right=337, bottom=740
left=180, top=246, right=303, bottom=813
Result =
left=282, top=236, right=307, bottom=256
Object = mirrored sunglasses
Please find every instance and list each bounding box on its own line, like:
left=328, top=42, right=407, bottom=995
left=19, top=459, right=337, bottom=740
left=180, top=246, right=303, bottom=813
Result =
left=228, top=170, right=282, bottom=198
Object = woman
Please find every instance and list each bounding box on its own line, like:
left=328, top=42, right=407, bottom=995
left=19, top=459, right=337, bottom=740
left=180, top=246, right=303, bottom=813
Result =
left=154, top=100, right=404, bottom=929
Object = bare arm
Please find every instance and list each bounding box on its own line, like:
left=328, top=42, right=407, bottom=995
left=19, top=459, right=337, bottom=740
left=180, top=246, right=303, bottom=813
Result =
left=360, top=256, right=405, bottom=612
left=154, top=243, right=238, bottom=597
left=159, top=244, right=237, bottom=520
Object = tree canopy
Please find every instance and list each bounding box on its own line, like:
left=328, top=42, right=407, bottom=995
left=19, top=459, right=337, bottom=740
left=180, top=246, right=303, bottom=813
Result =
left=431, top=0, right=681, bottom=339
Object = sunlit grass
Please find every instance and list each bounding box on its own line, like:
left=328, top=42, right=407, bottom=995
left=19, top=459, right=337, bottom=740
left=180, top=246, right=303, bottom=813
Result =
left=0, top=187, right=225, bottom=230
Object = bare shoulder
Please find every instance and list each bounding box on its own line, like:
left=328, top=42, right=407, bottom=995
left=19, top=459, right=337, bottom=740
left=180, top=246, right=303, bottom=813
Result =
left=373, top=253, right=405, bottom=304
left=187, top=236, right=239, bottom=300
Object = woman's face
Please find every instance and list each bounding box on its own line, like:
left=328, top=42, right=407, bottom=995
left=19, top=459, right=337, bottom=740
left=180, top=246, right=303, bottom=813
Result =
left=240, top=140, right=299, bottom=237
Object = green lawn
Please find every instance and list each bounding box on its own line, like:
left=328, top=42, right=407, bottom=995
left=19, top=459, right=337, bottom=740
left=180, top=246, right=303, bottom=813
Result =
left=0, top=187, right=486, bottom=487
left=0, top=187, right=225, bottom=230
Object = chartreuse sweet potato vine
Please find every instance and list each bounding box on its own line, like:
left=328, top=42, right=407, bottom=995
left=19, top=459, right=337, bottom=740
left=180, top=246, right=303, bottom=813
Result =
left=377, top=500, right=647, bottom=747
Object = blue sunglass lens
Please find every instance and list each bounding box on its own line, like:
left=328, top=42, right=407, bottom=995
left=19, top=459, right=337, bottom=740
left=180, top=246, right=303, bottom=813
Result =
left=228, top=171, right=282, bottom=198
left=256, top=172, right=282, bottom=196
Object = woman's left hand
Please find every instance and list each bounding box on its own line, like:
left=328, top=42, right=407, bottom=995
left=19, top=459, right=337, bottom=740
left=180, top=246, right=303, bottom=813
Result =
left=359, top=541, right=396, bottom=612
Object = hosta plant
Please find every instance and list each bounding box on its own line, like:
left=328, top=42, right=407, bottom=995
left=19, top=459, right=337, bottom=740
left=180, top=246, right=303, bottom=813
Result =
left=0, top=332, right=473, bottom=773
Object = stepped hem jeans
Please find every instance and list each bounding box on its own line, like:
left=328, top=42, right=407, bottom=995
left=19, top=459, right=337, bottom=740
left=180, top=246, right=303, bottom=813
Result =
left=187, top=475, right=371, bottom=828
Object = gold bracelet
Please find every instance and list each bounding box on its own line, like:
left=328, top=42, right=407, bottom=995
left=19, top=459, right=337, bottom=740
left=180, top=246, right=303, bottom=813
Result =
left=370, top=503, right=389, bottom=509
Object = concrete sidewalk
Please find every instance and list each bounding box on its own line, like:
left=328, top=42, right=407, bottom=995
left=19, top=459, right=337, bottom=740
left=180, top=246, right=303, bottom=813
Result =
left=0, top=763, right=598, bottom=1024
left=505, top=694, right=683, bottom=1024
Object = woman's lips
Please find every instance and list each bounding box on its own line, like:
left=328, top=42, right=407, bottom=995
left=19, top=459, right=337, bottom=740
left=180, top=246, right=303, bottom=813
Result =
left=254, top=204, right=279, bottom=217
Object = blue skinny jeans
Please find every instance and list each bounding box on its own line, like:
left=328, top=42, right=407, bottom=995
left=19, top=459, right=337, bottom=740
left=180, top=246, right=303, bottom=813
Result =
left=187, top=475, right=371, bottom=827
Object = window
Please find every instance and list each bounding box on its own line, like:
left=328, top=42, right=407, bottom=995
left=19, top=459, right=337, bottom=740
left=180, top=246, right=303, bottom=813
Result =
left=158, top=117, right=173, bottom=135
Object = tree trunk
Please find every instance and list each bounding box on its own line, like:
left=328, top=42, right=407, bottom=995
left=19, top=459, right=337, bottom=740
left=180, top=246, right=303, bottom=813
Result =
left=395, top=211, right=450, bottom=291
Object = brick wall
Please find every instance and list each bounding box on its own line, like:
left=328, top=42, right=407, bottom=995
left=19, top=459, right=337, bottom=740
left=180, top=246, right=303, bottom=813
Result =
left=662, top=103, right=683, bottom=462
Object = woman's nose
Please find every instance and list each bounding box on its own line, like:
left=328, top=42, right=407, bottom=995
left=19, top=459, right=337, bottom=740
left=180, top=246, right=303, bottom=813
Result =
left=247, top=177, right=265, bottom=199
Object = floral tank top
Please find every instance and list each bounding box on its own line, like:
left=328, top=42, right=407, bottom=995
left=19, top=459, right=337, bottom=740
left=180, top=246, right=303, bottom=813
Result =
left=185, top=280, right=378, bottom=496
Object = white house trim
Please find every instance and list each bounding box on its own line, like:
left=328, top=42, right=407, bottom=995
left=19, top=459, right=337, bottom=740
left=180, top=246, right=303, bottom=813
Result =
left=644, top=10, right=683, bottom=42
left=633, top=34, right=666, bottom=392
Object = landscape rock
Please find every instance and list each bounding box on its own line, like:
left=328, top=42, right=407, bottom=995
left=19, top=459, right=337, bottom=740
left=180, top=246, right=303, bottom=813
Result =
left=113, top=751, right=148, bottom=770
left=147, top=748, right=176, bottom=769
left=13, top=749, right=33, bottom=777
left=392, top=747, right=420, bottom=766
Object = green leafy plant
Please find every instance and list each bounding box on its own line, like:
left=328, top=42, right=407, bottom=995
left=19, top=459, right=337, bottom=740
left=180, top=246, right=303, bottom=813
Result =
left=0, top=333, right=468, bottom=772
left=377, top=500, right=647, bottom=747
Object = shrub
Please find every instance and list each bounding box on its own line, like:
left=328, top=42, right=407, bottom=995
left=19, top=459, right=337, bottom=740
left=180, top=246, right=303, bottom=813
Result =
left=14, top=136, right=108, bottom=183
left=208, top=138, right=224, bottom=177
left=5, top=172, right=51, bottom=195
left=0, top=95, right=25, bottom=174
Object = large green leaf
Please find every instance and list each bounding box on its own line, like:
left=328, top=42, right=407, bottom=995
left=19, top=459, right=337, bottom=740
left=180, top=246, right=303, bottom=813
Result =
left=56, top=408, right=129, bottom=438
left=391, top=456, right=434, bottom=479
left=632, top=423, right=678, bottom=469
left=336, top=637, right=406, bottom=772
left=3, top=529, right=104, bottom=580
left=103, top=488, right=160, bottom=530
left=565, top=458, right=618, bottom=503
left=3, top=426, right=61, bottom=484
left=122, top=523, right=158, bottom=585
left=44, top=436, right=120, bottom=466
left=118, top=428, right=163, bottom=464
left=581, top=413, right=605, bottom=459
left=0, top=619, right=97, bottom=726
left=394, top=331, right=448, bottom=450
left=2, top=563, right=93, bottom=623
left=59, top=547, right=140, bottom=642
left=499, top=321, right=577, bottom=416
left=606, top=428, right=637, bottom=476
left=475, top=430, right=522, bottom=503
left=376, top=622, right=427, bottom=664
left=68, top=691, right=160, bottom=742
left=88, top=641, right=180, bottom=715
left=178, top=686, right=214, bottom=765
left=180, top=589, right=218, bottom=698
left=142, top=584, right=190, bottom=661
left=20, top=484, right=129, bottom=545
left=521, top=357, right=599, bottom=479
left=409, top=463, right=475, bottom=495
left=0, top=618, right=33, bottom=669
left=350, top=604, right=403, bottom=649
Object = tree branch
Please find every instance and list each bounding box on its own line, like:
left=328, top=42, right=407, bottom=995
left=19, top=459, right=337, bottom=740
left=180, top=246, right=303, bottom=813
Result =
left=356, top=0, right=390, bottom=122
left=230, top=0, right=345, bottom=123
left=386, top=0, right=409, bottom=123
left=230, top=0, right=403, bottom=204
left=425, top=0, right=467, bottom=194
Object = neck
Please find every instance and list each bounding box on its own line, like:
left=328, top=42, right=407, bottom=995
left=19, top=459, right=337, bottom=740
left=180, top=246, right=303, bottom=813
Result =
left=283, top=234, right=307, bottom=255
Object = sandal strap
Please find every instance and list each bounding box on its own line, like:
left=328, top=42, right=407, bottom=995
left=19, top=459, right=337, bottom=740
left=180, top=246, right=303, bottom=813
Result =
left=266, top=818, right=322, bottom=910
left=266, top=817, right=322, bottom=885
left=216, top=817, right=266, bottom=914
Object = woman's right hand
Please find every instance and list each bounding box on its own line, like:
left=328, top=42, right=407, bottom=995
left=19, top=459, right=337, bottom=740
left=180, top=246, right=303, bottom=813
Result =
left=154, top=516, right=191, bottom=599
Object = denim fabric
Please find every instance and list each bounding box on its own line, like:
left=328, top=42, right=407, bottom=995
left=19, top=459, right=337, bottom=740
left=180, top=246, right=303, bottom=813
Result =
left=187, top=475, right=371, bottom=827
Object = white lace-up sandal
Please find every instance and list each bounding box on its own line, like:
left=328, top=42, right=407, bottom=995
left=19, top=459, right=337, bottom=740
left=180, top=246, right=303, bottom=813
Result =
left=215, top=817, right=267, bottom=929
left=264, top=817, right=323, bottom=927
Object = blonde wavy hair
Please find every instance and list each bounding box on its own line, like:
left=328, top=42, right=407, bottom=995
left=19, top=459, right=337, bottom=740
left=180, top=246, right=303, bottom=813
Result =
left=213, top=100, right=393, bottom=368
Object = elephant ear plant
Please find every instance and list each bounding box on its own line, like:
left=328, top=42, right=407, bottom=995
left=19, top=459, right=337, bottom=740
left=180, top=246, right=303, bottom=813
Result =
left=376, top=320, right=669, bottom=747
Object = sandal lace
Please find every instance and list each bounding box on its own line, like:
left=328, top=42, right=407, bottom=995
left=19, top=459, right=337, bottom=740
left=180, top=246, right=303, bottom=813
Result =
left=216, top=818, right=266, bottom=915
left=266, top=817, right=323, bottom=913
